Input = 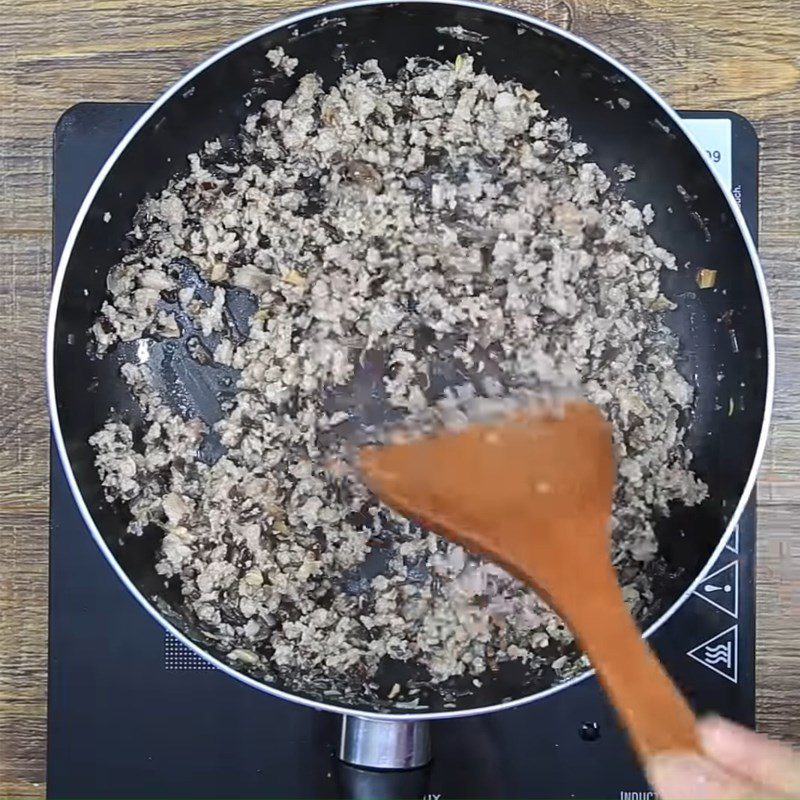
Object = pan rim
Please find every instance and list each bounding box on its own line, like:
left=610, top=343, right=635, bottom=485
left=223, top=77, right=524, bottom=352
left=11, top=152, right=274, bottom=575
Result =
left=46, top=0, right=775, bottom=721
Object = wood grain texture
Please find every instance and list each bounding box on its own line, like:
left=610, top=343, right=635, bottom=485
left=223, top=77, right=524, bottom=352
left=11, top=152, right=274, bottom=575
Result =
left=1, top=0, right=798, bottom=795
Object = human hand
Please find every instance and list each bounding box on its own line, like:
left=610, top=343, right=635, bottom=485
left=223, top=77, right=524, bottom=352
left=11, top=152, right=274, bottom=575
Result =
left=646, top=715, right=800, bottom=799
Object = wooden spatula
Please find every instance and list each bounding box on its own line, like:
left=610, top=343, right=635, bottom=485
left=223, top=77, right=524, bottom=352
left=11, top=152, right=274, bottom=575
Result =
left=359, top=399, right=699, bottom=762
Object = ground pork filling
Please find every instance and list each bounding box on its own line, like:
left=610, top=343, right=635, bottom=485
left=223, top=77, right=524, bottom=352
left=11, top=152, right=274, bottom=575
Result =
left=89, top=53, right=707, bottom=708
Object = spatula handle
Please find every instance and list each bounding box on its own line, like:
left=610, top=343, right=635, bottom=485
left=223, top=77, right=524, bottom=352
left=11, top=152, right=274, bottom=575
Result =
left=558, top=557, right=701, bottom=761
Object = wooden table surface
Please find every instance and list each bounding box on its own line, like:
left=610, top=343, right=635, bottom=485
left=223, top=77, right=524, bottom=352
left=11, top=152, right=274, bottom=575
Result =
left=2, top=0, right=799, bottom=795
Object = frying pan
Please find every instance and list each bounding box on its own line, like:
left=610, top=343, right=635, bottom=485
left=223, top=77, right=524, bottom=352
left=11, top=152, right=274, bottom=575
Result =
left=47, top=0, right=773, bottom=785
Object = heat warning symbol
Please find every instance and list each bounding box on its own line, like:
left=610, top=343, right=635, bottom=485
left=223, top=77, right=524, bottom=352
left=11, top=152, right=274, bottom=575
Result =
left=687, top=625, right=738, bottom=683
left=693, top=560, right=738, bottom=618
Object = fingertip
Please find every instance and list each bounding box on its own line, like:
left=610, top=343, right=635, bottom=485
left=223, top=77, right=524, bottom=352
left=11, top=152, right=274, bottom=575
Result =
left=697, top=714, right=763, bottom=758
left=646, top=753, right=711, bottom=800
left=697, top=714, right=739, bottom=747
left=646, top=753, right=730, bottom=800
left=646, top=749, right=769, bottom=800
left=696, top=714, right=800, bottom=796
left=698, top=713, right=737, bottom=732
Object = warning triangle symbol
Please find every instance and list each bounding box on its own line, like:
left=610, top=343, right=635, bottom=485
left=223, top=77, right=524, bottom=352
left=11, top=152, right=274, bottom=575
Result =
left=687, top=625, right=738, bottom=683
left=694, top=560, right=738, bottom=618
left=726, top=525, right=739, bottom=554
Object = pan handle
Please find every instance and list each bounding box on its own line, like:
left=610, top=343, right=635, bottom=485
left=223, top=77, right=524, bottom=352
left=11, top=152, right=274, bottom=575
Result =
left=339, top=716, right=431, bottom=769
left=337, top=716, right=432, bottom=799
left=337, top=762, right=431, bottom=800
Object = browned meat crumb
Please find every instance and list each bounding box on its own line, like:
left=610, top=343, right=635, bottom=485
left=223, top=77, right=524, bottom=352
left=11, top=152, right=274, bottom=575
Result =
left=89, top=55, right=706, bottom=706
left=266, top=46, right=298, bottom=77
left=616, top=162, right=637, bottom=182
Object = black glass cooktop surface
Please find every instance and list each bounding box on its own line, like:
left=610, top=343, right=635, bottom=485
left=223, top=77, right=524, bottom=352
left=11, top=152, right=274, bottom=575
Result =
left=49, top=102, right=759, bottom=799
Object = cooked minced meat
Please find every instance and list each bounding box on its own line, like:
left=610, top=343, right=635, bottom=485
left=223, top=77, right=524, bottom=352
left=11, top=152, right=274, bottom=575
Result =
left=89, top=53, right=706, bottom=705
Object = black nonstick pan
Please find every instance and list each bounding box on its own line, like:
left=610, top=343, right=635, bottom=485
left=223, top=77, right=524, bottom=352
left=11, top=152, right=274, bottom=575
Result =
left=47, top=0, right=773, bottom=777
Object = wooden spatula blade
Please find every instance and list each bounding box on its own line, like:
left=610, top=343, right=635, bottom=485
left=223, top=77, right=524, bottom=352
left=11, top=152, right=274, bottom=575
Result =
left=359, top=399, right=700, bottom=762
left=359, top=402, right=614, bottom=568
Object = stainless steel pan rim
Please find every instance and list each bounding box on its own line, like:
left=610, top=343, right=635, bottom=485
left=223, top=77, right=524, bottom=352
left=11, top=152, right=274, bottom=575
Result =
left=46, top=0, right=775, bottom=722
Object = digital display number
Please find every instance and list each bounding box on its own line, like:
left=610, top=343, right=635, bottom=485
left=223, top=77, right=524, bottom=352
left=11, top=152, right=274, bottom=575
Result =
left=682, top=118, right=732, bottom=190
